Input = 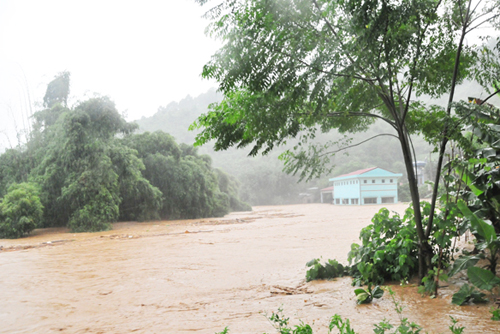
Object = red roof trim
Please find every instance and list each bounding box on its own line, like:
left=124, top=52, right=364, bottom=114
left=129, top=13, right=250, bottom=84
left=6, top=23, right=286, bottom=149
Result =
left=321, top=186, right=334, bottom=192
left=335, top=167, right=377, bottom=178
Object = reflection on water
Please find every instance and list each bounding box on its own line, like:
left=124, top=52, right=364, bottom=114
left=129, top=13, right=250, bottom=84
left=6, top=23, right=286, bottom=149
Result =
left=0, top=204, right=498, bottom=333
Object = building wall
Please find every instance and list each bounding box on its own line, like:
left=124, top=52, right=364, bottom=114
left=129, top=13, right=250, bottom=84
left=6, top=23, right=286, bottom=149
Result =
left=360, top=177, right=398, bottom=204
left=332, top=172, right=400, bottom=205
left=333, top=179, right=361, bottom=205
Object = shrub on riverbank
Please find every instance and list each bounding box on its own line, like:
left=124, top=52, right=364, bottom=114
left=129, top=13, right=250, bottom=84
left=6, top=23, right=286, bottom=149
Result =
left=0, top=183, right=44, bottom=238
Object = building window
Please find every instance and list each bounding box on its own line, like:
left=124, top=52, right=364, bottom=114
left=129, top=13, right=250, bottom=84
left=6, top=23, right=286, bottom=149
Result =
left=382, top=197, right=395, bottom=204
left=390, top=179, right=393, bottom=183
left=335, top=198, right=340, bottom=204
left=364, top=197, right=377, bottom=204
left=382, top=179, right=385, bottom=183
left=372, top=180, right=375, bottom=183
left=363, top=180, right=367, bottom=184
left=342, top=198, right=349, bottom=204
left=351, top=198, right=359, bottom=205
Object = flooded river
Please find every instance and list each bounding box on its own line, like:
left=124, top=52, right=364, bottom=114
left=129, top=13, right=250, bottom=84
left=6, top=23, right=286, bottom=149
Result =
left=1, top=204, right=498, bottom=333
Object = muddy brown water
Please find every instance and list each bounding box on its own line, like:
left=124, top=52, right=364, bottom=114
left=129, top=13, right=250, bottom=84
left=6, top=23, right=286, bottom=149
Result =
left=1, top=203, right=498, bottom=333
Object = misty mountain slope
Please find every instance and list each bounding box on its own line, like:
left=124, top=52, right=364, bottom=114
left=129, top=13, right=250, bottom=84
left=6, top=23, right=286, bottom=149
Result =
left=134, top=89, right=441, bottom=204
left=135, top=88, right=222, bottom=144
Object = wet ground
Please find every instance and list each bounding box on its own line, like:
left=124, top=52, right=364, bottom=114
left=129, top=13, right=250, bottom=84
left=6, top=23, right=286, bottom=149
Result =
left=1, top=203, right=498, bottom=333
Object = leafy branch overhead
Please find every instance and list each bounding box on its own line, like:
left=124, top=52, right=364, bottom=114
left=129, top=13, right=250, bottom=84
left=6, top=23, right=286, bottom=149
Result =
left=194, top=0, right=500, bottom=281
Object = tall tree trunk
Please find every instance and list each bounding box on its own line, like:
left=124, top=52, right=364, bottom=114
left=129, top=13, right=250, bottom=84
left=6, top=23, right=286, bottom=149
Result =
left=426, top=1, right=470, bottom=238
left=397, top=127, right=432, bottom=281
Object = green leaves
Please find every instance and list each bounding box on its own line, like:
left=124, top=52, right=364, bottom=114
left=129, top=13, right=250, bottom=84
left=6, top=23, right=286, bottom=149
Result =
left=467, top=267, right=500, bottom=291
left=448, top=255, right=481, bottom=278
left=329, top=314, right=358, bottom=334
left=490, top=308, right=500, bottom=321
left=457, top=200, right=496, bottom=243
left=354, top=289, right=371, bottom=304
left=451, top=284, right=487, bottom=306
left=349, top=206, right=419, bottom=285
left=193, top=0, right=474, bottom=161
left=354, top=285, right=384, bottom=304
left=0, top=182, right=44, bottom=238
left=305, top=258, right=345, bottom=282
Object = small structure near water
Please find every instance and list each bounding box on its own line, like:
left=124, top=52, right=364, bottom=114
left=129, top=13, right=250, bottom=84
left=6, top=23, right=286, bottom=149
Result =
left=413, top=161, right=426, bottom=185
left=320, top=186, right=334, bottom=203
left=329, top=167, right=402, bottom=205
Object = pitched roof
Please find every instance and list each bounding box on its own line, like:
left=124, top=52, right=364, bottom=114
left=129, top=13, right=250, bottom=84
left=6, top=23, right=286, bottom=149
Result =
left=321, top=186, right=334, bottom=192
left=335, top=167, right=377, bottom=178
left=329, top=167, right=403, bottom=182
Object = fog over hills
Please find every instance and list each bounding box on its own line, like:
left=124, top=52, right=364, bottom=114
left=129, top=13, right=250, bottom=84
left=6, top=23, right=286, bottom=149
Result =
left=134, top=83, right=500, bottom=205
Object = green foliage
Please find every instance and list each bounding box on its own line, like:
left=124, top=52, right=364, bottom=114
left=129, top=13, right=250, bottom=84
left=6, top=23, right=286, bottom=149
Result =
left=0, top=149, right=31, bottom=198
left=467, top=267, right=500, bottom=291
left=451, top=284, right=487, bottom=306
left=139, top=90, right=432, bottom=207
left=373, top=288, right=423, bottom=334
left=354, top=284, right=384, bottom=305
left=194, top=0, right=500, bottom=283
left=122, top=131, right=237, bottom=220
left=193, top=0, right=488, bottom=161
left=490, top=307, right=500, bottom=321
left=349, top=202, right=459, bottom=285
left=43, top=71, right=70, bottom=108
left=32, top=96, right=144, bottom=231
left=348, top=207, right=419, bottom=284
left=457, top=200, right=496, bottom=244
left=451, top=102, right=500, bottom=235
left=447, top=254, right=482, bottom=278
left=456, top=200, right=499, bottom=273
left=0, top=183, right=43, bottom=238
left=449, top=202, right=500, bottom=305
left=305, top=258, right=345, bottom=282
left=0, top=74, right=250, bottom=233
left=264, top=307, right=314, bottom=334
left=266, top=307, right=292, bottom=334
left=329, top=315, right=357, bottom=334
left=448, top=317, right=465, bottom=334
left=232, top=302, right=466, bottom=333
left=418, top=267, right=449, bottom=298
left=373, top=319, right=422, bottom=334
left=214, top=327, right=229, bottom=334
left=215, top=169, right=252, bottom=212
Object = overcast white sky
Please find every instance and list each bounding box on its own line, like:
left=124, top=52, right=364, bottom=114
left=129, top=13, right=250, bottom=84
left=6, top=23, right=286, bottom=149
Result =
left=0, top=0, right=221, bottom=150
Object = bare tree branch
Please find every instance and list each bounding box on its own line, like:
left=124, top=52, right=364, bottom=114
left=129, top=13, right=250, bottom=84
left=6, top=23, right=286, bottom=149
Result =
left=317, top=133, right=400, bottom=158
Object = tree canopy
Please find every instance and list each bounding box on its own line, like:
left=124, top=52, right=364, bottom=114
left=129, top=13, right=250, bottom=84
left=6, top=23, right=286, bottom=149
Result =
left=192, top=0, right=500, bottom=279
left=0, top=73, right=250, bottom=237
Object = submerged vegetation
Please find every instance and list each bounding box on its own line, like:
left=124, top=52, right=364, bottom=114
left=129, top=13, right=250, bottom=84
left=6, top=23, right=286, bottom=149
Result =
left=215, top=289, right=467, bottom=333
left=0, top=72, right=250, bottom=237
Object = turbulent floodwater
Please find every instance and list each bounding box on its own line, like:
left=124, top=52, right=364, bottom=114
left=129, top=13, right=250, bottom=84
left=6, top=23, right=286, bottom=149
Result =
left=0, top=203, right=498, bottom=333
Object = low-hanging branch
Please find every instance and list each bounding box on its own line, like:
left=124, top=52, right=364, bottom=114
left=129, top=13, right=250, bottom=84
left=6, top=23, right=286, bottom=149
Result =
left=316, top=133, right=400, bottom=158
left=325, top=111, right=397, bottom=130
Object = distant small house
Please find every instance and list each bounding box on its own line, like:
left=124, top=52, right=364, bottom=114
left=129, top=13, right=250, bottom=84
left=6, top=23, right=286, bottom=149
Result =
left=320, top=186, right=334, bottom=203
left=329, top=167, right=402, bottom=205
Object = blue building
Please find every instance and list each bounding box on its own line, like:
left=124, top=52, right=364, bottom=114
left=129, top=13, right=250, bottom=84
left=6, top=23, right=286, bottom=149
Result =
left=329, top=167, right=402, bottom=205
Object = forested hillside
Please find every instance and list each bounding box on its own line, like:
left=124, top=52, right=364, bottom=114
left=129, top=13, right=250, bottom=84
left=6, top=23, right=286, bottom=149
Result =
left=135, top=89, right=436, bottom=205
left=0, top=73, right=250, bottom=238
